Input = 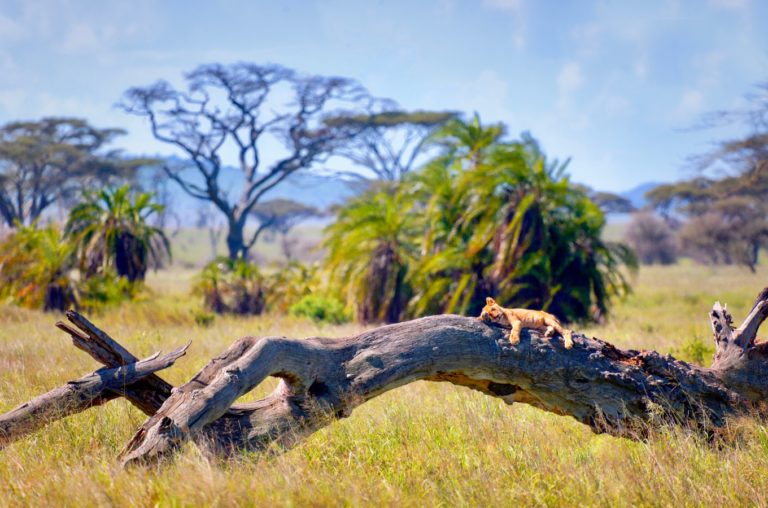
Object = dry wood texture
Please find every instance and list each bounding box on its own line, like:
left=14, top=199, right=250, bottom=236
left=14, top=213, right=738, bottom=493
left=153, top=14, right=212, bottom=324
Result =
left=4, top=288, right=768, bottom=467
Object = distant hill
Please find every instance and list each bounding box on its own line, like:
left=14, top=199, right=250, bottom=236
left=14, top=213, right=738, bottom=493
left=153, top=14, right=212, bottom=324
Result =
left=620, top=181, right=661, bottom=210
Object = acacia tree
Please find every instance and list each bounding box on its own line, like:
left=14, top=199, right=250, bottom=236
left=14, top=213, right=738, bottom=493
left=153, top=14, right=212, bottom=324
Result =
left=250, top=198, right=321, bottom=261
left=120, top=63, right=371, bottom=260
left=326, top=109, right=457, bottom=181
left=0, top=118, right=144, bottom=227
left=645, top=81, right=768, bottom=271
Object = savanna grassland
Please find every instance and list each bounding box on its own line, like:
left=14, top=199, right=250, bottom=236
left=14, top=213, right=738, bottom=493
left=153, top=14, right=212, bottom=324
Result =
left=1, top=264, right=768, bottom=507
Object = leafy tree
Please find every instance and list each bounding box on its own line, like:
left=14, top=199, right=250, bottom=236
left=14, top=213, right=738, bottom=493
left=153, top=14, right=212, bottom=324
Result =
left=647, top=175, right=768, bottom=271
left=65, top=185, right=171, bottom=282
left=264, top=261, right=321, bottom=312
left=326, top=109, right=457, bottom=181
left=677, top=198, right=768, bottom=270
left=411, top=118, right=635, bottom=321
left=625, top=211, right=678, bottom=265
left=0, top=118, right=151, bottom=227
left=323, top=188, right=420, bottom=323
left=324, top=115, right=636, bottom=324
left=645, top=81, right=768, bottom=271
left=575, top=185, right=635, bottom=215
left=0, top=224, right=77, bottom=311
left=289, top=295, right=350, bottom=324
left=120, top=62, right=372, bottom=260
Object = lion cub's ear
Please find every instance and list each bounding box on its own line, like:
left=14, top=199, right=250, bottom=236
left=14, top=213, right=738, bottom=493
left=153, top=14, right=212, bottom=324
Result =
left=486, top=297, right=496, bottom=305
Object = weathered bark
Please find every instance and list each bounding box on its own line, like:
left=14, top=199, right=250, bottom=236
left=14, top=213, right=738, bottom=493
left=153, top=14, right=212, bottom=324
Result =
left=5, top=288, right=768, bottom=467
left=48, top=311, right=305, bottom=450
left=55, top=311, right=178, bottom=414
left=119, top=288, right=768, bottom=466
left=0, top=344, right=188, bottom=449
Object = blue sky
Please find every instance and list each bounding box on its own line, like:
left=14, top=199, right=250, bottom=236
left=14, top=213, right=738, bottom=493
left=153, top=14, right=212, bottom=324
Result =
left=0, top=0, right=765, bottom=191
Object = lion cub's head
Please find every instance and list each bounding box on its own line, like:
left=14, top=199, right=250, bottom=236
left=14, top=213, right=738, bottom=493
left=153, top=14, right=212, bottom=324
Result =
left=479, top=297, right=510, bottom=326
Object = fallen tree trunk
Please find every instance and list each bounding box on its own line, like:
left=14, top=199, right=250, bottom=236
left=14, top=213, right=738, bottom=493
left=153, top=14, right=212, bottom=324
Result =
left=54, top=311, right=317, bottom=449
left=3, top=289, right=768, bottom=467
left=119, top=288, right=768, bottom=466
left=0, top=343, right=188, bottom=449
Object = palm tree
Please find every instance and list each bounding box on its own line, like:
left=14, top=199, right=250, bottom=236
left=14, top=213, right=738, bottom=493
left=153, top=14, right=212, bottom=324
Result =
left=65, top=185, right=170, bottom=282
left=406, top=116, right=507, bottom=316
left=410, top=118, right=636, bottom=322
left=323, top=187, right=420, bottom=323
left=0, top=224, right=77, bottom=311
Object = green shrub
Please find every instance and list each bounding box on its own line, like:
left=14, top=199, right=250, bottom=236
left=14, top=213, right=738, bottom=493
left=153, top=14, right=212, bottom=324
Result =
left=264, top=261, right=321, bottom=312
left=194, top=310, right=215, bottom=327
left=78, top=270, right=138, bottom=311
left=290, top=295, right=350, bottom=324
left=0, top=224, right=78, bottom=311
left=675, top=336, right=714, bottom=366
left=193, top=257, right=265, bottom=315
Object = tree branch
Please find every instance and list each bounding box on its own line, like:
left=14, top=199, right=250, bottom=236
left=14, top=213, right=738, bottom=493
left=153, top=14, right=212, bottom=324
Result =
left=0, top=343, right=188, bottom=449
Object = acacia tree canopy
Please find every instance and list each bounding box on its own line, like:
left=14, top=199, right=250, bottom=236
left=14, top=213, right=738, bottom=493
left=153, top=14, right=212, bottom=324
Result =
left=119, top=62, right=373, bottom=260
left=645, top=82, right=768, bottom=271
left=0, top=117, right=145, bottom=227
left=326, top=109, right=458, bottom=181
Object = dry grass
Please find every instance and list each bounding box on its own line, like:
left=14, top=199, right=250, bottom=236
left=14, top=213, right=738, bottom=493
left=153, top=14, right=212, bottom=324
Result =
left=1, top=264, right=768, bottom=506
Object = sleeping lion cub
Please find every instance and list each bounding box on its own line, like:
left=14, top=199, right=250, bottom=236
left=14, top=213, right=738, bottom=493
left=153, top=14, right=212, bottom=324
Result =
left=479, top=297, right=573, bottom=349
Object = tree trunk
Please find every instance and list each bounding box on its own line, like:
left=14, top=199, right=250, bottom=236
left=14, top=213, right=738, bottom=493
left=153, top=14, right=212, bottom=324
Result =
left=225, top=218, right=246, bottom=260
left=119, top=288, right=768, bottom=466
left=5, top=290, right=768, bottom=469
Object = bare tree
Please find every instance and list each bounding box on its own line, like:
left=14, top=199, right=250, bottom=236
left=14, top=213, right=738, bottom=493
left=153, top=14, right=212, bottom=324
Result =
left=0, top=118, right=145, bottom=227
left=326, top=109, right=457, bottom=181
left=119, top=63, right=371, bottom=259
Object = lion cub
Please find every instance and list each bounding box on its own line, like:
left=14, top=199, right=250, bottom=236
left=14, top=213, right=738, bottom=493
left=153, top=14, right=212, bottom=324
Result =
left=479, top=297, right=573, bottom=349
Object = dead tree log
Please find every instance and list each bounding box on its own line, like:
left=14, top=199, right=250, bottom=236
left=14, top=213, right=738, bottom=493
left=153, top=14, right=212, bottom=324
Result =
left=119, top=288, right=768, bottom=466
left=4, top=288, right=768, bottom=466
left=0, top=344, right=188, bottom=449
left=54, top=311, right=312, bottom=449
left=0, top=310, right=311, bottom=451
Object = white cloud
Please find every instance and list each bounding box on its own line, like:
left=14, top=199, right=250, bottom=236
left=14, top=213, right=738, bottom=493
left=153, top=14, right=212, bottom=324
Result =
left=558, top=62, right=585, bottom=94
left=0, top=12, right=24, bottom=42
left=482, top=0, right=526, bottom=49
left=426, top=69, right=515, bottom=128
left=692, top=51, right=725, bottom=87
left=634, top=54, right=649, bottom=79
left=0, top=1, right=155, bottom=55
left=0, top=89, right=27, bottom=117
left=462, top=69, right=511, bottom=117
left=599, top=94, right=632, bottom=117
left=60, top=23, right=103, bottom=54
left=677, top=89, right=704, bottom=117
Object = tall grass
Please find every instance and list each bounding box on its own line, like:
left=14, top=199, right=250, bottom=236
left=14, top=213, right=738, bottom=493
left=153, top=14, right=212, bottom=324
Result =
left=1, top=264, right=767, bottom=506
